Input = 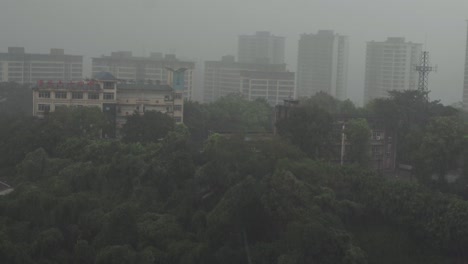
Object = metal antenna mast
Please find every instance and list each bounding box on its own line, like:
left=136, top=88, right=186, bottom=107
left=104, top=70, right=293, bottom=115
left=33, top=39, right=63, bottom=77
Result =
left=415, top=51, right=435, bottom=92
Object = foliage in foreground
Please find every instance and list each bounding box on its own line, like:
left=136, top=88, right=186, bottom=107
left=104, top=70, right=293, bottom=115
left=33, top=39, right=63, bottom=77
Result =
left=1, top=127, right=468, bottom=263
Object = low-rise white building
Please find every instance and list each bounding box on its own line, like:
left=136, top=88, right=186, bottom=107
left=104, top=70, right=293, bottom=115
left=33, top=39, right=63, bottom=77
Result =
left=32, top=72, right=184, bottom=132
left=32, top=72, right=117, bottom=118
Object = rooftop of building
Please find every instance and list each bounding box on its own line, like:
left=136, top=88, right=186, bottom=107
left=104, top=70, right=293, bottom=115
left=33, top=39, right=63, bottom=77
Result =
left=33, top=81, right=101, bottom=91
left=117, top=83, right=173, bottom=92
left=0, top=47, right=82, bottom=61
left=367, top=37, right=421, bottom=45
left=93, top=72, right=118, bottom=81
left=93, top=51, right=195, bottom=64
left=239, top=31, right=285, bottom=39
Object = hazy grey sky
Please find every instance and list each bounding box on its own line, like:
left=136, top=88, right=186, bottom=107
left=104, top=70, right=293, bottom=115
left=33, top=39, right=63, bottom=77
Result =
left=1, top=0, right=467, bottom=105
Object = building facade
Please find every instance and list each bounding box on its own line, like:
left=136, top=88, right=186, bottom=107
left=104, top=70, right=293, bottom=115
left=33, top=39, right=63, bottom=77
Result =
left=296, top=30, right=349, bottom=100
left=238, top=31, right=285, bottom=64
left=116, top=82, right=183, bottom=126
left=32, top=72, right=117, bottom=118
left=92, top=52, right=194, bottom=100
left=463, top=22, right=468, bottom=110
left=240, top=71, right=295, bottom=105
left=0, top=47, right=83, bottom=84
left=33, top=72, right=183, bottom=132
left=204, top=55, right=289, bottom=103
left=364, top=37, right=422, bottom=104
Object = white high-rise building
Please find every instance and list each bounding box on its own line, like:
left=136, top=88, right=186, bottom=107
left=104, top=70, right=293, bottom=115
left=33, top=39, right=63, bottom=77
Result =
left=364, top=37, right=422, bottom=104
left=296, top=30, right=349, bottom=100
left=463, top=22, right=468, bottom=110
left=238, top=31, right=285, bottom=64
left=0, top=47, right=83, bottom=84
left=92, top=52, right=195, bottom=100
left=204, top=55, right=293, bottom=104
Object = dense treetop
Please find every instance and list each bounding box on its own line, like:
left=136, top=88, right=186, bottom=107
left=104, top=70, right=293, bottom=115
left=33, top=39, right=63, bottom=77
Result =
left=0, top=90, right=468, bottom=263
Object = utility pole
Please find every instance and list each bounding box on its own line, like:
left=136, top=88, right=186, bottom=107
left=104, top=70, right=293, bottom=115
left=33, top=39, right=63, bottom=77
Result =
left=340, top=122, right=346, bottom=166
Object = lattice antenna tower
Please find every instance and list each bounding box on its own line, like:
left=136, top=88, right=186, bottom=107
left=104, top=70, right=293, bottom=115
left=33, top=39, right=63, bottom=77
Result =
left=415, top=51, right=436, bottom=92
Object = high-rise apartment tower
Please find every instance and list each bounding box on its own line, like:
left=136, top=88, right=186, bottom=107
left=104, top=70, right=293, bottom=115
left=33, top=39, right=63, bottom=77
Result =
left=296, top=30, right=349, bottom=100
left=238, top=31, right=285, bottom=64
left=364, top=37, right=422, bottom=104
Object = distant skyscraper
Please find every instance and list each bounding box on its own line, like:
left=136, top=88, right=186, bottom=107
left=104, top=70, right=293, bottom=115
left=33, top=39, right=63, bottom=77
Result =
left=92, top=51, right=195, bottom=100
left=203, top=55, right=292, bottom=104
left=0, top=47, right=83, bottom=84
left=364, top=37, right=422, bottom=104
left=296, top=30, right=349, bottom=100
left=463, top=22, right=468, bottom=109
left=238, top=31, right=285, bottom=64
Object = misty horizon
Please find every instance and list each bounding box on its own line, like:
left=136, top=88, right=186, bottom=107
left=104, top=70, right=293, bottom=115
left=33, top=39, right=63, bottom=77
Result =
left=1, top=0, right=467, bottom=106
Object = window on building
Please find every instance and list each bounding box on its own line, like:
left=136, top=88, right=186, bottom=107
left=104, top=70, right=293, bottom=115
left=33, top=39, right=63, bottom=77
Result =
left=72, top=92, right=83, bottom=99
left=174, top=105, right=182, bottom=111
left=55, top=92, right=67, bottom=99
left=38, top=91, right=51, bottom=98
left=174, top=93, right=182, bottom=99
left=88, top=93, right=100, bottom=100
left=103, top=93, right=114, bottom=100
left=372, top=131, right=383, bottom=140
left=38, top=104, right=50, bottom=112
left=164, top=95, right=172, bottom=101
left=104, top=82, right=114, bottom=89
left=174, top=116, right=182, bottom=123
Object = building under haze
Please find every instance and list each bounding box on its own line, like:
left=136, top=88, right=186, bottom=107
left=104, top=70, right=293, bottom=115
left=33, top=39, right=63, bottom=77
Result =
left=240, top=71, right=295, bottom=105
left=92, top=52, right=194, bottom=100
left=33, top=72, right=184, bottom=132
left=204, top=55, right=292, bottom=104
left=296, top=30, right=349, bottom=100
left=238, top=31, right=285, bottom=64
left=32, top=72, right=117, bottom=119
left=463, top=22, right=468, bottom=110
left=364, top=37, right=422, bottom=104
left=0, top=47, right=83, bottom=84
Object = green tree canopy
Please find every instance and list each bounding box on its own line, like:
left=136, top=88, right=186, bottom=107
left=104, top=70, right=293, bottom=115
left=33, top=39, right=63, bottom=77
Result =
left=121, top=110, right=175, bottom=143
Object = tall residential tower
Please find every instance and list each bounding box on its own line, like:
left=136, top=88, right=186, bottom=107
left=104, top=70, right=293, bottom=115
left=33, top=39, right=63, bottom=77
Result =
left=296, top=30, right=349, bottom=100
left=238, top=31, right=285, bottom=64
left=364, top=37, right=422, bottom=104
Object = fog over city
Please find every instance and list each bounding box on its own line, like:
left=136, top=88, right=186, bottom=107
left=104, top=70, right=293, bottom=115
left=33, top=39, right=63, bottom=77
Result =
left=1, top=0, right=467, bottom=105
